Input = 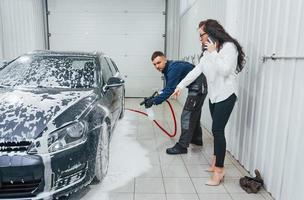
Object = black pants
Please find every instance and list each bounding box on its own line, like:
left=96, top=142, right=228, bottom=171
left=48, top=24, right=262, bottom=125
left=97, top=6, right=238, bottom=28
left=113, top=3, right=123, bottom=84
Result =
left=209, top=93, right=236, bottom=167
left=178, top=92, right=206, bottom=148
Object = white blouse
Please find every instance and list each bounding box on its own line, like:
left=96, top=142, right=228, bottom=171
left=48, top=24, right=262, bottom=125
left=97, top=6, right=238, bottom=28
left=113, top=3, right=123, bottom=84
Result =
left=177, top=42, right=238, bottom=103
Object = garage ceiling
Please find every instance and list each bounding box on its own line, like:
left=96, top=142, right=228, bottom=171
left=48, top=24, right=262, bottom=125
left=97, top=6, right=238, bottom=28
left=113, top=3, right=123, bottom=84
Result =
left=47, top=0, right=166, bottom=97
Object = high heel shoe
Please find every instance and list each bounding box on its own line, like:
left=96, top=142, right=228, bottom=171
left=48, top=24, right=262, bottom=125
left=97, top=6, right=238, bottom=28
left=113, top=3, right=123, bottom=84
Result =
left=205, top=171, right=225, bottom=186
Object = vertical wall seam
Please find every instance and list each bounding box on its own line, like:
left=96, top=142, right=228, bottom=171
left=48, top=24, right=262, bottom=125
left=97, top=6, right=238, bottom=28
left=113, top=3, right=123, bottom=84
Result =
left=0, top=2, right=5, bottom=60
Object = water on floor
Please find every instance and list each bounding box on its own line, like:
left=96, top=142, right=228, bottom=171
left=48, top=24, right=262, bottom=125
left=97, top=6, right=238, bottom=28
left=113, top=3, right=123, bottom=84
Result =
left=70, top=98, right=274, bottom=200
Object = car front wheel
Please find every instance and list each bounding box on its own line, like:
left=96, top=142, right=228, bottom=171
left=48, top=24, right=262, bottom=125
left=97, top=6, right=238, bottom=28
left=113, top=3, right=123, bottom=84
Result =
left=119, top=90, right=125, bottom=119
left=94, top=122, right=109, bottom=182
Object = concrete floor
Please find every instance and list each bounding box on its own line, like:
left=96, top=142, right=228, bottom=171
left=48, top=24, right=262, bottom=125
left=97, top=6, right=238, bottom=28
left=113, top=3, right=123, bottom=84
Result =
left=71, top=98, right=274, bottom=200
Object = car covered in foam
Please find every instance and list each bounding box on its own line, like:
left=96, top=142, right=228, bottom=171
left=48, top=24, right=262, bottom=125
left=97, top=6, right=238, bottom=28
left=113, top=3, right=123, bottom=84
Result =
left=0, top=50, right=125, bottom=199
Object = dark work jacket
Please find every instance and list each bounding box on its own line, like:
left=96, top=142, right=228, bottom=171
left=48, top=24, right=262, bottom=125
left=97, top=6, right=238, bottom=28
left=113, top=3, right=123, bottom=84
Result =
left=153, top=60, right=207, bottom=105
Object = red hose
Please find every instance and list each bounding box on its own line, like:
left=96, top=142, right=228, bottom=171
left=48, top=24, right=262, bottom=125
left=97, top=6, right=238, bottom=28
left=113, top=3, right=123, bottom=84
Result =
left=126, top=100, right=177, bottom=137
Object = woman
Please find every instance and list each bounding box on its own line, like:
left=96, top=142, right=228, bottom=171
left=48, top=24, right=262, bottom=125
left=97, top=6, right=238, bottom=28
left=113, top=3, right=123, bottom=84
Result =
left=172, top=19, right=245, bottom=186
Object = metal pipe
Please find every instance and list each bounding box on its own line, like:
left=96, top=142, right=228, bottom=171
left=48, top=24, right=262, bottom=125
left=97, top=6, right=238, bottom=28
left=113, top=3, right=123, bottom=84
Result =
left=43, top=0, right=50, bottom=50
left=262, top=53, right=304, bottom=62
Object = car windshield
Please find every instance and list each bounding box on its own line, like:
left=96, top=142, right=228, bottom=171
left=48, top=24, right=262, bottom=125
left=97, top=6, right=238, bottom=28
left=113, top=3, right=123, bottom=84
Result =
left=0, top=55, right=97, bottom=88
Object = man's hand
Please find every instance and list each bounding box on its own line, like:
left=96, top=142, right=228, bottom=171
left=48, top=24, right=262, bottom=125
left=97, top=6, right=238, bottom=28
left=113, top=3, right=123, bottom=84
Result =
left=144, top=98, right=154, bottom=108
left=171, top=87, right=182, bottom=99
left=140, top=91, right=158, bottom=108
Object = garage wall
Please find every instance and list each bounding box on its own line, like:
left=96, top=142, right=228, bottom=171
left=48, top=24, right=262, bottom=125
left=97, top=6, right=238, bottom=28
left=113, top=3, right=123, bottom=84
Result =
left=229, top=0, right=304, bottom=199
left=177, top=0, right=304, bottom=199
left=0, top=0, right=46, bottom=61
left=47, top=0, right=166, bottom=97
left=0, top=10, right=3, bottom=61
left=165, top=0, right=179, bottom=60
left=178, top=0, right=227, bottom=132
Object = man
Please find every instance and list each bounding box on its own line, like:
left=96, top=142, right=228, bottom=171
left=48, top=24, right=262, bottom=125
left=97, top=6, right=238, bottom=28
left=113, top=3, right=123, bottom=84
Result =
left=144, top=51, right=207, bottom=154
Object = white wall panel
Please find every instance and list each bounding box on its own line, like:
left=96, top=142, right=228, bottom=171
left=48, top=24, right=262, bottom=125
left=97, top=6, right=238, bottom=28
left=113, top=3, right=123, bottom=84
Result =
left=281, top=60, right=304, bottom=200
left=230, top=0, right=304, bottom=199
left=48, top=0, right=166, bottom=97
left=179, top=0, right=197, bottom=16
left=166, top=0, right=180, bottom=60
left=179, top=0, right=227, bottom=131
left=48, top=0, right=164, bottom=12
left=178, top=0, right=304, bottom=199
left=0, top=0, right=45, bottom=60
left=0, top=10, right=4, bottom=61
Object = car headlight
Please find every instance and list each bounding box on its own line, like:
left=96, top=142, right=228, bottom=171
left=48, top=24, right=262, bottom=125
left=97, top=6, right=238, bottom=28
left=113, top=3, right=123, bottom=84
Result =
left=48, top=121, right=87, bottom=153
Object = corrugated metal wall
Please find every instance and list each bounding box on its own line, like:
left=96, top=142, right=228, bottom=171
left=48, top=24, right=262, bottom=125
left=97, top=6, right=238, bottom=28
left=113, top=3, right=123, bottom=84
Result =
left=177, top=0, right=304, bottom=199
left=0, top=0, right=46, bottom=61
left=229, top=0, right=304, bottom=199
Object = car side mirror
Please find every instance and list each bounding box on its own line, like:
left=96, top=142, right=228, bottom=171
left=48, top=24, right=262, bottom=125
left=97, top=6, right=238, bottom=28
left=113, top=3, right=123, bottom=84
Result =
left=103, top=77, right=124, bottom=92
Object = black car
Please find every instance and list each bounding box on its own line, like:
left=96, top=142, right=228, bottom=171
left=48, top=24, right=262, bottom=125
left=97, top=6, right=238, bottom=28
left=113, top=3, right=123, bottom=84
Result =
left=0, top=51, right=125, bottom=199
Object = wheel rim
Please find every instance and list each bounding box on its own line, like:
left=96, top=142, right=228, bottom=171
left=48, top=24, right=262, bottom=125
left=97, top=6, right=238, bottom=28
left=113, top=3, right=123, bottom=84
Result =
left=95, top=123, right=109, bottom=181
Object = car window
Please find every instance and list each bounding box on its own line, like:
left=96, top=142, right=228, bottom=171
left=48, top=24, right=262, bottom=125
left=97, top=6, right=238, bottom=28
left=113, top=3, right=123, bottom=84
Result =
left=0, top=55, right=97, bottom=88
left=110, top=59, right=119, bottom=72
left=105, top=57, right=118, bottom=76
left=99, top=57, right=112, bottom=83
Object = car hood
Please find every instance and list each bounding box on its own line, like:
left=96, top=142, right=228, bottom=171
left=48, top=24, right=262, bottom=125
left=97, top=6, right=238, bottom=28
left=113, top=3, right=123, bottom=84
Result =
left=0, top=88, right=95, bottom=142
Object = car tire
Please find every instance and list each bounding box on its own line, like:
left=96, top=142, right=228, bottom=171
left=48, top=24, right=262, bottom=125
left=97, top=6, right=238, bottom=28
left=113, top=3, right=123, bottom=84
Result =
left=94, top=122, right=109, bottom=182
left=119, top=90, right=125, bottom=119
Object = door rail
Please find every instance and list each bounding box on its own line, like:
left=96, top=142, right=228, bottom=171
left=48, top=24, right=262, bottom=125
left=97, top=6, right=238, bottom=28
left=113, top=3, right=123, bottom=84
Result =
left=262, top=53, right=304, bottom=62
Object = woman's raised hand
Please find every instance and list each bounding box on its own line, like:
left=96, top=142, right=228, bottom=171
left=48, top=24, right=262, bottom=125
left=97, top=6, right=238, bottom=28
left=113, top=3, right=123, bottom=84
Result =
left=171, top=87, right=182, bottom=99
left=205, top=38, right=217, bottom=53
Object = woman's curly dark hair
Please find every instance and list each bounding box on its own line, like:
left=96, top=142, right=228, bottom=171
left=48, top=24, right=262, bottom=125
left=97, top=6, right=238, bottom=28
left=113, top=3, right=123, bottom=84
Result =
left=199, top=19, right=245, bottom=73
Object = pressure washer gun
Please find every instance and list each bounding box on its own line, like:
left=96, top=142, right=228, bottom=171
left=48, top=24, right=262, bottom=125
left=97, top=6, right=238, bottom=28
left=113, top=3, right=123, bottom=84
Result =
left=139, top=91, right=158, bottom=120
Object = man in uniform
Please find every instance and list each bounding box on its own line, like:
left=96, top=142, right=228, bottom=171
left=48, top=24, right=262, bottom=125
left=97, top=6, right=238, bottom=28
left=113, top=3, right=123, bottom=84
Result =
left=143, top=51, right=207, bottom=154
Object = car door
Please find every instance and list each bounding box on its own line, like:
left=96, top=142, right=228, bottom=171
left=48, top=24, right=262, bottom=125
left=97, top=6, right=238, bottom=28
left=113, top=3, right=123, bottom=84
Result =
left=99, top=56, right=116, bottom=126
left=104, top=57, right=123, bottom=121
left=109, top=58, right=125, bottom=118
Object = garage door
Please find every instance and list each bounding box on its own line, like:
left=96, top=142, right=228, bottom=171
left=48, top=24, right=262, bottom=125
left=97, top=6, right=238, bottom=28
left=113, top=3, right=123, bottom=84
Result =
left=47, top=0, right=166, bottom=97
